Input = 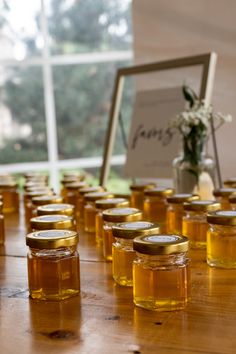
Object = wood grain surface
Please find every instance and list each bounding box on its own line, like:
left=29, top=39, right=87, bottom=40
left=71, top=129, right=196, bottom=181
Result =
left=0, top=212, right=236, bottom=354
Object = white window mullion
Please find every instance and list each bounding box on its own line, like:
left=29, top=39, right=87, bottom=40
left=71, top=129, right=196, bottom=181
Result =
left=41, top=0, right=59, bottom=191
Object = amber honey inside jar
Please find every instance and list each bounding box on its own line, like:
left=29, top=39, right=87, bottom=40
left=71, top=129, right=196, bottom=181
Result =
left=143, top=187, right=174, bottom=232
left=166, top=194, right=199, bottom=234
left=133, top=234, right=190, bottom=311
left=112, top=221, right=160, bottom=287
left=207, top=210, right=236, bottom=268
left=84, top=192, right=114, bottom=233
left=213, top=188, right=236, bottom=210
left=76, top=186, right=104, bottom=223
left=30, top=214, right=75, bottom=232
left=130, top=182, right=156, bottom=210
left=102, top=207, right=142, bottom=261
left=182, top=200, right=220, bottom=249
left=0, top=201, right=5, bottom=245
left=26, top=229, right=80, bottom=301
left=95, top=198, right=129, bottom=245
left=0, top=180, right=19, bottom=213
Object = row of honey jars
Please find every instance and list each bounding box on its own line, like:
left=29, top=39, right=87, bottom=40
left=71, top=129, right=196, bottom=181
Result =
left=102, top=207, right=142, bottom=261
left=83, top=191, right=114, bottom=233
left=95, top=198, right=130, bottom=244
left=26, top=229, right=80, bottom=301
left=112, top=221, right=160, bottom=286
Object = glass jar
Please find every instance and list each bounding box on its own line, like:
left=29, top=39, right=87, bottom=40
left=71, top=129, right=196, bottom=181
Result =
left=182, top=200, right=220, bottom=249
left=0, top=201, right=5, bottom=245
left=166, top=194, right=199, bottom=234
left=84, top=191, right=114, bottom=233
left=0, top=180, right=19, bottom=213
left=207, top=210, right=236, bottom=268
left=133, top=234, right=190, bottom=311
left=30, top=214, right=75, bottom=232
left=26, top=229, right=80, bottom=300
left=213, top=188, right=236, bottom=210
left=32, top=195, right=63, bottom=217
left=102, top=207, right=142, bottom=261
left=37, top=203, right=75, bottom=217
left=62, top=181, right=88, bottom=205
left=95, top=198, right=129, bottom=244
left=112, top=221, right=160, bottom=286
left=143, top=187, right=174, bottom=232
left=224, top=178, right=236, bottom=188
left=76, top=186, right=104, bottom=224
left=130, top=182, right=156, bottom=210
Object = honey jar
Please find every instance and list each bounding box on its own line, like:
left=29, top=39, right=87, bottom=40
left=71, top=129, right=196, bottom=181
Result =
left=30, top=214, right=75, bottom=232
left=95, top=198, right=129, bottom=244
left=224, top=178, right=236, bottom=188
left=133, top=234, right=190, bottom=311
left=143, top=187, right=174, bottom=232
left=84, top=191, right=114, bottom=233
left=0, top=201, right=5, bottom=245
left=102, top=207, right=142, bottom=261
left=213, top=188, right=236, bottom=210
left=37, top=203, right=75, bottom=217
left=130, top=182, right=156, bottom=210
left=0, top=180, right=19, bottom=213
left=76, top=186, right=104, bottom=223
left=182, top=200, right=220, bottom=249
left=62, top=181, right=88, bottom=205
left=166, top=194, right=199, bottom=234
left=26, top=229, right=80, bottom=300
left=31, top=195, right=63, bottom=217
left=207, top=210, right=236, bottom=268
left=112, top=221, right=160, bottom=286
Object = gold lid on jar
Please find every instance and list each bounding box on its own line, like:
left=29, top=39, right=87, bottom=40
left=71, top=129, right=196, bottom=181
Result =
left=25, top=189, right=54, bottom=199
left=213, top=188, right=236, bottom=197
left=224, top=178, right=236, bottom=188
left=84, top=191, right=114, bottom=202
left=102, top=207, right=142, bottom=222
left=207, top=210, right=236, bottom=226
left=64, top=181, right=88, bottom=189
left=113, top=193, right=131, bottom=200
left=32, top=195, right=63, bottom=206
left=37, top=203, right=74, bottom=216
left=0, top=181, right=17, bottom=188
left=167, top=193, right=199, bottom=204
left=112, top=221, right=160, bottom=239
left=144, top=187, right=174, bottom=197
left=30, top=214, right=74, bottom=230
left=133, top=234, right=189, bottom=255
left=62, top=171, right=85, bottom=179
left=130, top=182, right=156, bottom=191
left=184, top=200, right=221, bottom=212
left=95, top=198, right=129, bottom=210
left=79, top=186, right=104, bottom=195
left=26, top=229, right=78, bottom=249
left=24, top=181, right=47, bottom=191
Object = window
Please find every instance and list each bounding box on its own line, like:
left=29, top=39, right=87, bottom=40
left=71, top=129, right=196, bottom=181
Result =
left=0, top=0, right=133, bottom=189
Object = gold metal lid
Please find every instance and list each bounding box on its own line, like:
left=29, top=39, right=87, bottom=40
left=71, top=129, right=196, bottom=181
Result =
left=24, top=181, right=47, bottom=191
left=167, top=193, right=199, bottom=204
left=84, top=191, right=114, bottom=202
left=0, top=181, right=17, bottom=188
left=224, top=178, right=236, bottom=187
left=32, top=195, right=63, bottom=206
left=213, top=188, right=236, bottom=197
left=102, top=207, right=142, bottom=222
left=25, top=189, right=54, bottom=199
left=130, top=182, right=156, bottom=191
left=95, top=198, right=129, bottom=210
left=30, top=214, right=74, bottom=230
left=37, top=203, right=74, bottom=216
left=207, top=210, right=236, bottom=225
left=144, top=187, right=174, bottom=197
left=229, top=193, right=236, bottom=203
left=26, top=229, right=78, bottom=249
left=113, top=193, right=131, bottom=200
left=112, top=221, right=160, bottom=239
left=133, top=234, right=189, bottom=255
left=24, top=172, right=48, bottom=179
left=183, top=200, right=221, bottom=212
left=65, top=181, right=88, bottom=190
left=79, top=186, right=104, bottom=195
left=62, top=171, right=84, bottom=179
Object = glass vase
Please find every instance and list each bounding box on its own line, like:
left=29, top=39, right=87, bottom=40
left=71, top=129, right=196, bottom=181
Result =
left=173, top=150, right=215, bottom=199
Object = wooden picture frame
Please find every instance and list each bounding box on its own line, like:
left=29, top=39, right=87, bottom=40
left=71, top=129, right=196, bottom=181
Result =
left=99, top=52, right=219, bottom=187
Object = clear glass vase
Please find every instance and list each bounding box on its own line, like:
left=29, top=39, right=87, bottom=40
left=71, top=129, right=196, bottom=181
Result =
left=173, top=150, right=215, bottom=199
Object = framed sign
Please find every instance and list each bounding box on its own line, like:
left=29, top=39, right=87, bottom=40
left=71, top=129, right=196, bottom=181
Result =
left=99, top=52, right=218, bottom=187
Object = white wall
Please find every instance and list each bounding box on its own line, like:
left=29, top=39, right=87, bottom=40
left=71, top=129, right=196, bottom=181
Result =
left=132, top=0, right=236, bottom=180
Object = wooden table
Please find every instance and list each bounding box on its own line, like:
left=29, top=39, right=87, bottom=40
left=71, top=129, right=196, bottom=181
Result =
left=0, top=211, right=236, bottom=354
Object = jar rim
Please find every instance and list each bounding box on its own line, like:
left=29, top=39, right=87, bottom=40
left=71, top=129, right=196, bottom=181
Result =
left=84, top=191, right=114, bottom=202
left=207, top=210, right=236, bottom=225
left=37, top=203, right=74, bottom=216
left=213, top=188, right=236, bottom=197
left=167, top=194, right=199, bottom=204
left=102, top=207, right=142, bottom=222
left=144, top=187, right=174, bottom=197
left=30, top=214, right=73, bottom=230
left=183, top=200, right=221, bottom=212
left=26, top=229, right=78, bottom=248
left=130, top=182, right=156, bottom=191
left=32, top=195, right=63, bottom=206
left=95, top=198, right=129, bottom=209
left=112, top=221, right=160, bottom=239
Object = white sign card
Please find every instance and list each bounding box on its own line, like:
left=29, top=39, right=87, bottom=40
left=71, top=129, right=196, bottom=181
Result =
left=124, top=87, right=185, bottom=178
